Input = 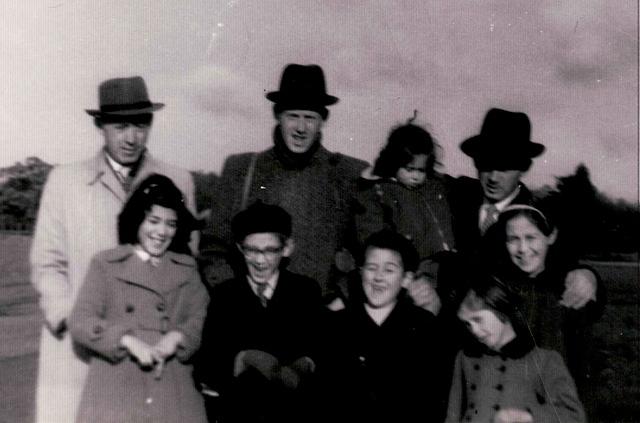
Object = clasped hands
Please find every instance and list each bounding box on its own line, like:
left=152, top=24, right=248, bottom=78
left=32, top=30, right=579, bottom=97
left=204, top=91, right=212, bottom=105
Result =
left=233, top=349, right=315, bottom=390
left=120, top=331, right=184, bottom=379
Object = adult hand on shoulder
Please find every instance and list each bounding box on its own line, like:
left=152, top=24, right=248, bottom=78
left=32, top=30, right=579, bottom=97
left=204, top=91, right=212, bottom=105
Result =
left=561, top=268, right=597, bottom=309
left=120, top=334, right=161, bottom=368
left=407, top=276, right=441, bottom=316
left=493, top=408, right=533, bottom=423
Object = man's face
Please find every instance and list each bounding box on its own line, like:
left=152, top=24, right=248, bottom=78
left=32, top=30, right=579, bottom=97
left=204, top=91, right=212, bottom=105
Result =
left=238, top=233, right=292, bottom=284
left=278, top=110, right=323, bottom=153
left=478, top=168, right=522, bottom=203
left=102, top=121, right=151, bottom=165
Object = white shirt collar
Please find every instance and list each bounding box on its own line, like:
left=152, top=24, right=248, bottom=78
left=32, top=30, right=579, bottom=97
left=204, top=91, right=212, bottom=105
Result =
left=247, top=271, right=279, bottom=300
left=488, top=184, right=521, bottom=212
left=104, top=151, right=131, bottom=177
left=134, top=245, right=161, bottom=266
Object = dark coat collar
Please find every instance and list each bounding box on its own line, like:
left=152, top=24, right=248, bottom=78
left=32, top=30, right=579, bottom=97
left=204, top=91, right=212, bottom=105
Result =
left=463, top=332, right=534, bottom=360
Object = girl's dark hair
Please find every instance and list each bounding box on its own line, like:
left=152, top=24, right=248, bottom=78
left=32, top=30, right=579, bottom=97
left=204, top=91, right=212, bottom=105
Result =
left=460, top=274, right=528, bottom=338
left=118, top=173, right=195, bottom=255
left=372, top=122, right=440, bottom=178
left=360, top=229, right=419, bottom=272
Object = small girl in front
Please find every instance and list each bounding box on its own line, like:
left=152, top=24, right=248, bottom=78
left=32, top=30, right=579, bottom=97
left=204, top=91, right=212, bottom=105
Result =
left=68, top=174, right=209, bottom=423
left=446, top=275, right=585, bottom=423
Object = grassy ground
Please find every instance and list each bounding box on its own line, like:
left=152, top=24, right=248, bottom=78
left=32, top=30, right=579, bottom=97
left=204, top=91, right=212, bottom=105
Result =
left=1, top=235, right=638, bottom=422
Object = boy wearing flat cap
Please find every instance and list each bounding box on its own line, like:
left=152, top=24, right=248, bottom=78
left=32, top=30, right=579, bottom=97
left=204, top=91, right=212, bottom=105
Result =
left=30, top=76, right=196, bottom=423
left=197, top=201, right=323, bottom=423
left=201, top=64, right=367, bottom=307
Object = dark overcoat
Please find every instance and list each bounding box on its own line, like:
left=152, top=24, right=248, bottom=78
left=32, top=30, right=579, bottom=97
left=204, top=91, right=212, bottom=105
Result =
left=319, top=297, right=448, bottom=423
left=196, top=269, right=323, bottom=421
left=202, top=145, right=367, bottom=298
left=68, top=245, right=209, bottom=423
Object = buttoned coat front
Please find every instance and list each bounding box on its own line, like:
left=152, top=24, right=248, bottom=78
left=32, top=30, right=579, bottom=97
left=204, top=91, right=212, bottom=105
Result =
left=30, top=150, right=195, bottom=423
left=446, top=347, right=585, bottom=423
left=68, top=246, right=209, bottom=423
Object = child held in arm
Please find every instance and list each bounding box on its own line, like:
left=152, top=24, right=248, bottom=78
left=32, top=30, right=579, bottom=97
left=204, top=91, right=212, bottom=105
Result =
left=353, top=119, right=455, bottom=315
left=321, top=230, right=448, bottom=423
left=68, top=174, right=209, bottom=423
left=446, top=275, right=585, bottom=423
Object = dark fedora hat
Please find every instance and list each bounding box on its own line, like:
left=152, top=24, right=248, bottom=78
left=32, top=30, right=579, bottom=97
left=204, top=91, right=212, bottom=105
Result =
left=85, top=76, right=164, bottom=117
left=460, top=108, right=545, bottom=166
left=266, top=64, right=339, bottom=110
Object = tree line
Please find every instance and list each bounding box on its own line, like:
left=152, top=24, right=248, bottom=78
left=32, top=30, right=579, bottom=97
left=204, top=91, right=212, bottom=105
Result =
left=1, top=158, right=637, bottom=261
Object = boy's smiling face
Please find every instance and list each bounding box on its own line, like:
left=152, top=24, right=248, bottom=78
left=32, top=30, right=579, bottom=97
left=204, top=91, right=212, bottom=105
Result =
left=361, top=247, right=412, bottom=309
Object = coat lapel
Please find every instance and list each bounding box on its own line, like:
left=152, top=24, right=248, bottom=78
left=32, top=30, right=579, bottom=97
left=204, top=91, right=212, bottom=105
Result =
left=86, top=152, right=127, bottom=202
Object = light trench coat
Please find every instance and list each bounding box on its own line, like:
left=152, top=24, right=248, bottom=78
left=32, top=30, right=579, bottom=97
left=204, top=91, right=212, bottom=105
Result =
left=30, top=150, right=195, bottom=423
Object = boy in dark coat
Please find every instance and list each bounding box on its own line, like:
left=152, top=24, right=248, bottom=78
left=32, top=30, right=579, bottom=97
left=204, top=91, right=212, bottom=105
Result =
left=196, top=201, right=323, bottom=423
left=319, top=230, right=447, bottom=423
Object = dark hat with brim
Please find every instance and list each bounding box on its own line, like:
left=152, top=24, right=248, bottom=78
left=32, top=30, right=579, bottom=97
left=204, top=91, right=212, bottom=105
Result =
left=85, top=76, right=164, bottom=117
left=460, top=108, right=545, bottom=167
left=266, top=64, right=339, bottom=110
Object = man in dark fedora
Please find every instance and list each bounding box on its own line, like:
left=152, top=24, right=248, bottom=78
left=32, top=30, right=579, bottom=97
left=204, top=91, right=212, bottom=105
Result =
left=448, top=107, right=598, bottom=308
left=30, top=76, right=196, bottom=423
left=201, top=64, right=367, bottom=305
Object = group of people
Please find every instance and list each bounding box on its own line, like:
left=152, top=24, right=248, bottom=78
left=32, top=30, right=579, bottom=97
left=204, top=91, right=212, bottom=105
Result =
left=30, top=64, right=604, bottom=423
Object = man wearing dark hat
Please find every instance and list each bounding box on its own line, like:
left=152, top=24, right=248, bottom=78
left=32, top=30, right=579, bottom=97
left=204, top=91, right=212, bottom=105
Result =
left=202, top=64, right=367, bottom=304
left=30, top=76, right=196, bottom=423
left=449, top=108, right=597, bottom=309
left=198, top=201, right=323, bottom=423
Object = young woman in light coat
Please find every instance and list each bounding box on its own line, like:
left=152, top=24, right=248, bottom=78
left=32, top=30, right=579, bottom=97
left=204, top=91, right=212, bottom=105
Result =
left=68, top=174, right=208, bottom=423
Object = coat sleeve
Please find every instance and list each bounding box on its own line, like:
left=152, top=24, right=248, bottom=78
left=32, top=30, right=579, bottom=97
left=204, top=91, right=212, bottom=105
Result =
left=172, top=267, right=210, bottom=362
left=445, top=351, right=465, bottom=423
left=354, top=185, right=388, bottom=248
left=30, top=167, right=72, bottom=331
left=68, top=256, right=134, bottom=363
left=532, top=350, right=586, bottom=423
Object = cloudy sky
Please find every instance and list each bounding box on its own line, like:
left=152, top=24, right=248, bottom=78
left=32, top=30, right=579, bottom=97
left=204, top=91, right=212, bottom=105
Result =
left=2, top=1, right=638, bottom=200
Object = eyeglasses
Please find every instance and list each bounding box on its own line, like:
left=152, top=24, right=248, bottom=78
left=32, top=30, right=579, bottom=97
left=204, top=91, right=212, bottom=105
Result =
left=240, top=245, right=284, bottom=260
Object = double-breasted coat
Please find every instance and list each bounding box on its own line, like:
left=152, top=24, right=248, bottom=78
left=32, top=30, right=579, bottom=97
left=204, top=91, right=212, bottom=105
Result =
left=68, top=246, right=209, bottom=423
left=446, top=341, right=586, bottom=423
left=30, top=150, right=195, bottom=423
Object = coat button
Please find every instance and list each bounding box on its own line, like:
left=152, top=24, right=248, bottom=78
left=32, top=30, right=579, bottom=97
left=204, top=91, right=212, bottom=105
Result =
left=495, top=384, right=503, bottom=391
left=473, top=364, right=480, bottom=370
left=498, top=364, right=506, bottom=372
left=493, top=404, right=500, bottom=411
left=125, top=304, right=135, bottom=313
left=156, top=303, right=166, bottom=312
left=92, top=325, right=103, bottom=334
left=470, top=383, right=476, bottom=391
left=468, top=402, right=475, bottom=409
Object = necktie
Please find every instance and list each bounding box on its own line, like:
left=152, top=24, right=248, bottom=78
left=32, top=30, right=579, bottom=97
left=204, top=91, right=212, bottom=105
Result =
left=480, top=204, right=499, bottom=235
left=256, top=283, right=268, bottom=307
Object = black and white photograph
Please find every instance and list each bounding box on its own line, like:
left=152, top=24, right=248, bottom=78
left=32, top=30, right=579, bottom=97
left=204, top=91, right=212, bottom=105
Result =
left=1, top=1, right=638, bottom=422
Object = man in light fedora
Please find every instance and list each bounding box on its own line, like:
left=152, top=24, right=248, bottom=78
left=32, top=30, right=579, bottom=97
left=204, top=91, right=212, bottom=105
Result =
left=448, top=107, right=598, bottom=308
left=30, top=76, right=196, bottom=423
left=201, top=64, right=367, bottom=305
